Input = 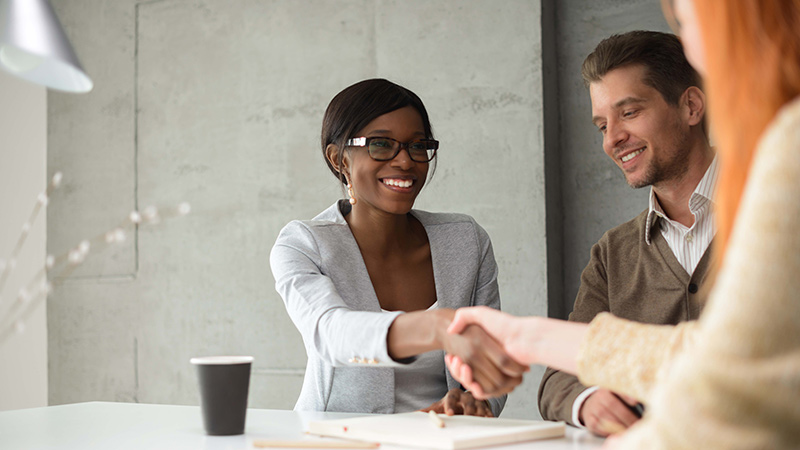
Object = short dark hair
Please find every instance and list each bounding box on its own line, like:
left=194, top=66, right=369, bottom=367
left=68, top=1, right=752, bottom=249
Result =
left=582, top=30, right=701, bottom=105
left=321, top=78, right=435, bottom=184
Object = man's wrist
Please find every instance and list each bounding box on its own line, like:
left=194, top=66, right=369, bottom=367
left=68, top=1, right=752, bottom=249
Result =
left=572, top=386, right=600, bottom=428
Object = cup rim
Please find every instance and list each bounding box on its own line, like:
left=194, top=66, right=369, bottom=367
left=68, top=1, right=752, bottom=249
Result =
left=190, top=356, right=254, bottom=365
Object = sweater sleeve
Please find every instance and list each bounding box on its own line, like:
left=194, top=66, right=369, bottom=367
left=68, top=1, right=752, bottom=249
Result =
left=579, top=99, right=800, bottom=449
left=576, top=313, right=699, bottom=403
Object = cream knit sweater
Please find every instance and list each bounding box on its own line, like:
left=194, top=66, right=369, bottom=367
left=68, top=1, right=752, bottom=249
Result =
left=576, top=97, right=800, bottom=449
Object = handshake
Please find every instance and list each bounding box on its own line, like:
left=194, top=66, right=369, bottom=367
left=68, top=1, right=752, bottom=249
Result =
left=439, top=306, right=539, bottom=400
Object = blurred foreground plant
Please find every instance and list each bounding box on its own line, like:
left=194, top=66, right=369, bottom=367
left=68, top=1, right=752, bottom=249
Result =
left=0, top=172, right=190, bottom=345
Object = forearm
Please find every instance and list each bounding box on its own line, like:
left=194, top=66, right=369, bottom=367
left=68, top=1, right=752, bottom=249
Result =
left=387, top=309, right=454, bottom=360
left=525, top=317, right=588, bottom=373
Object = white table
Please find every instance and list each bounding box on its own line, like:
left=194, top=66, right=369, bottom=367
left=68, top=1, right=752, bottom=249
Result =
left=0, top=402, right=605, bottom=450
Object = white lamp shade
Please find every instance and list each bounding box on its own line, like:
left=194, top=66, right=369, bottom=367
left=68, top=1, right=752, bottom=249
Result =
left=0, top=0, right=92, bottom=93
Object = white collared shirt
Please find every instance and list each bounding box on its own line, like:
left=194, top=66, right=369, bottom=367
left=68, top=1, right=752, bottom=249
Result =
left=571, top=156, right=718, bottom=427
left=645, top=156, right=718, bottom=274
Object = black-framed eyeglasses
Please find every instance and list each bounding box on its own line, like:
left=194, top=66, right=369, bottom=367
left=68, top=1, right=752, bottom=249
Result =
left=345, top=137, right=439, bottom=162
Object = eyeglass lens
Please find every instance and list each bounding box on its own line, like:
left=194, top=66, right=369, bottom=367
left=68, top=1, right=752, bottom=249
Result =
left=367, top=138, right=437, bottom=162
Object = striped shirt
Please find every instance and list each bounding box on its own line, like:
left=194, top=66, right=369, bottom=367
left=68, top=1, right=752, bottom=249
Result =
left=645, top=156, right=719, bottom=275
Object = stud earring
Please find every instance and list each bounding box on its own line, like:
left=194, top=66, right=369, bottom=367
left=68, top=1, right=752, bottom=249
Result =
left=347, top=183, right=357, bottom=205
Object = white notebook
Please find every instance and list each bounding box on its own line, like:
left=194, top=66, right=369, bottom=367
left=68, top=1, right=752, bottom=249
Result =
left=307, top=412, right=565, bottom=450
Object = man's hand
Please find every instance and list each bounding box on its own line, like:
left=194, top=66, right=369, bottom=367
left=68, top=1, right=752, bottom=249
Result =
left=441, top=325, right=528, bottom=398
left=579, top=388, right=641, bottom=437
left=420, top=388, right=493, bottom=417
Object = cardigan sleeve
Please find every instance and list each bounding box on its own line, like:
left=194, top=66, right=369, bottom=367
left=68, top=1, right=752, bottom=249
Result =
left=270, top=220, right=407, bottom=368
left=578, top=99, right=800, bottom=449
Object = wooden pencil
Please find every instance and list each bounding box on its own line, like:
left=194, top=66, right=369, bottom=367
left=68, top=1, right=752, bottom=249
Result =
left=428, top=410, right=445, bottom=428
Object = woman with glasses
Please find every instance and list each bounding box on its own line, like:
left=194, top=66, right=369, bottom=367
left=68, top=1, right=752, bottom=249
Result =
left=446, top=0, right=800, bottom=447
left=270, top=79, right=526, bottom=416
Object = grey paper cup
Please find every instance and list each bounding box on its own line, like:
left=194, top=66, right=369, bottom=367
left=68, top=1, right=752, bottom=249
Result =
left=190, top=356, right=253, bottom=435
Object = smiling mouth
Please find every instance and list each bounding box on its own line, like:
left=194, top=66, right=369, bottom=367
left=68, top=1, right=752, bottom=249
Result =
left=620, top=147, right=646, bottom=162
left=381, top=178, right=414, bottom=188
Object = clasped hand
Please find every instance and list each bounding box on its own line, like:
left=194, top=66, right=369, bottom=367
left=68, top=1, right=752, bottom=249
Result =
left=440, top=324, right=528, bottom=399
left=420, top=388, right=494, bottom=417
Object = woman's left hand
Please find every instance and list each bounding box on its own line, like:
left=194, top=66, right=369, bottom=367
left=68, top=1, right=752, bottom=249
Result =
left=420, top=388, right=494, bottom=417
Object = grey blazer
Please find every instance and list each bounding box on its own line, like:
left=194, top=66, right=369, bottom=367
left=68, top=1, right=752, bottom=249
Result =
left=270, top=201, right=506, bottom=416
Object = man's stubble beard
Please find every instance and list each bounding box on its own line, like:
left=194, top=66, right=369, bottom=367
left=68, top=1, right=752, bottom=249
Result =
left=625, top=123, right=693, bottom=190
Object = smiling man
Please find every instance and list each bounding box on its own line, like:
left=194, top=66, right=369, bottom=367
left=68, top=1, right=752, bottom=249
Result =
left=538, top=31, right=716, bottom=436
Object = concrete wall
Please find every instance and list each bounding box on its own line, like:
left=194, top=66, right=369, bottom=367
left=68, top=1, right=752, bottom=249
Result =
left=0, top=70, right=48, bottom=410
left=47, top=0, right=547, bottom=419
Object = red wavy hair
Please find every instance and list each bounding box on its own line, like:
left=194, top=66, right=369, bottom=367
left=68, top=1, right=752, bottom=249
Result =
left=693, top=0, right=800, bottom=260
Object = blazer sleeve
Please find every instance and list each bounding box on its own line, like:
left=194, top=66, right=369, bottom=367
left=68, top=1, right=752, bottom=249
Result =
left=469, top=221, right=507, bottom=417
left=539, top=236, right=611, bottom=424
left=270, top=220, right=407, bottom=368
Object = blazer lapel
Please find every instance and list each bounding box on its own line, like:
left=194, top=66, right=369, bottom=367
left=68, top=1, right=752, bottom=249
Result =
left=423, top=221, right=479, bottom=311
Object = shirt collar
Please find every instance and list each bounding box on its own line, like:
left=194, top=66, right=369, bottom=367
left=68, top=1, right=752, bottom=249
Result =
left=645, top=155, right=719, bottom=245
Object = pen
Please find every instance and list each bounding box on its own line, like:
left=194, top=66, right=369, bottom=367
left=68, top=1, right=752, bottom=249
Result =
left=612, top=393, right=645, bottom=418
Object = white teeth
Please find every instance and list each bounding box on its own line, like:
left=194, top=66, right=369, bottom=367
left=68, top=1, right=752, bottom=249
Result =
left=621, top=148, right=645, bottom=162
left=382, top=179, right=413, bottom=188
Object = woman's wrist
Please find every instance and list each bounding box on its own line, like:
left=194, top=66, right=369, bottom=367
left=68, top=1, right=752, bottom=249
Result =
left=388, top=309, right=456, bottom=359
left=507, top=316, right=546, bottom=366
left=526, top=316, right=586, bottom=374
left=432, top=308, right=456, bottom=348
